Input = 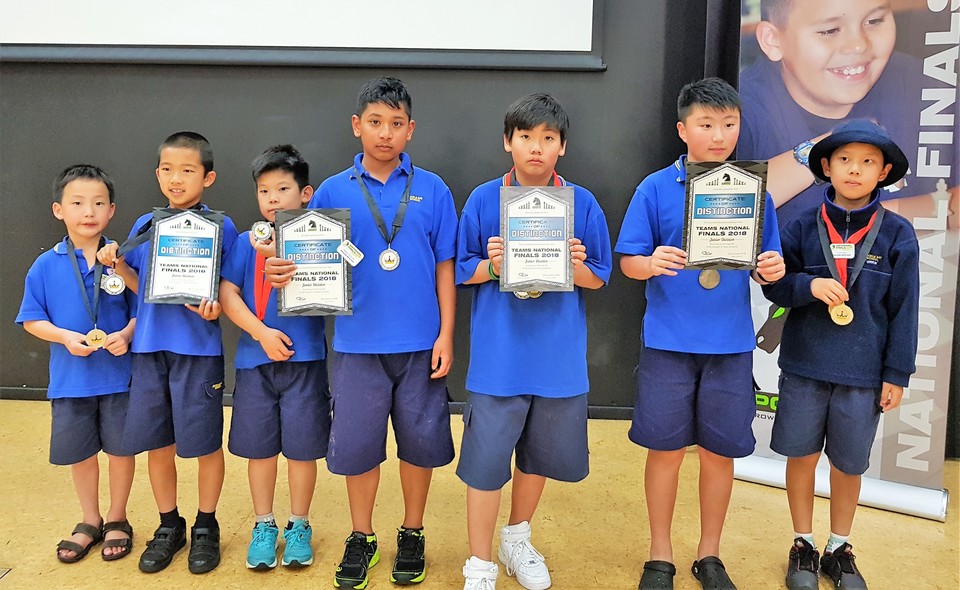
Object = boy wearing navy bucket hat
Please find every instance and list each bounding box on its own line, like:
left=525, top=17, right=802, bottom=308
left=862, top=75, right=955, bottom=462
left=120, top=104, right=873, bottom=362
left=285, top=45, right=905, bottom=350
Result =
left=761, top=119, right=919, bottom=590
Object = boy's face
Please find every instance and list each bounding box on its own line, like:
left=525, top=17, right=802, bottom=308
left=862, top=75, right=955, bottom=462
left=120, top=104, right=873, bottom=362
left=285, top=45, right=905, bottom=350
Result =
left=677, top=106, right=740, bottom=162
left=156, top=146, right=216, bottom=208
left=757, top=0, right=896, bottom=118
left=503, top=123, right=567, bottom=181
left=352, top=101, right=415, bottom=167
left=52, top=178, right=115, bottom=242
left=256, top=169, right=313, bottom=222
left=821, top=142, right=892, bottom=203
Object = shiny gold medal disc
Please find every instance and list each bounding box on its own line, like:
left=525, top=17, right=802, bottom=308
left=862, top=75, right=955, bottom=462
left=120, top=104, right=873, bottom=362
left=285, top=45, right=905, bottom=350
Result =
left=829, top=303, right=854, bottom=326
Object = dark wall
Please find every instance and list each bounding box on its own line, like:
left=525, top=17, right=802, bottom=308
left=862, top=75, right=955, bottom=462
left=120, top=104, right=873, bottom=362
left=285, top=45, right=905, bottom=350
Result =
left=1, top=1, right=956, bottom=457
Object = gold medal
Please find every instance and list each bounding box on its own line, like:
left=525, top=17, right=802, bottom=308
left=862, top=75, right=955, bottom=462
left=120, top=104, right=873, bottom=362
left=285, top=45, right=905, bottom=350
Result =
left=829, top=303, right=854, bottom=326
left=698, top=269, right=720, bottom=290
left=379, top=248, right=400, bottom=271
left=101, top=273, right=125, bottom=295
left=514, top=291, right=531, bottom=300
left=85, top=328, right=107, bottom=349
left=527, top=291, right=542, bottom=299
left=251, top=221, right=273, bottom=242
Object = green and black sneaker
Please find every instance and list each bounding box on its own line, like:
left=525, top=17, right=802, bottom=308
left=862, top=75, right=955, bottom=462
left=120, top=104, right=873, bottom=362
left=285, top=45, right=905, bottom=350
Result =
left=391, top=527, right=426, bottom=585
left=334, top=531, right=379, bottom=589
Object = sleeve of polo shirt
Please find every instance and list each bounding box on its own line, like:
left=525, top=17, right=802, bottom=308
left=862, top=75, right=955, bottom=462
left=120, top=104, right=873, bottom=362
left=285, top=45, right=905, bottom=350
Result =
left=455, top=189, right=484, bottom=286
left=220, top=215, right=240, bottom=261
left=431, top=181, right=458, bottom=264
left=16, top=259, right=50, bottom=325
left=220, top=233, right=248, bottom=289
left=124, top=216, right=147, bottom=273
left=581, top=193, right=613, bottom=284
left=614, top=180, right=657, bottom=256
left=759, top=193, right=782, bottom=254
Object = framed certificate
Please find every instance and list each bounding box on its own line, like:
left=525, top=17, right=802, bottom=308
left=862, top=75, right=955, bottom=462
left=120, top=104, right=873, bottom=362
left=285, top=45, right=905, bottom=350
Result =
left=683, top=160, right=767, bottom=270
left=144, top=207, right=223, bottom=305
left=500, top=185, right=574, bottom=293
left=276, top=208, right=352, bottom=316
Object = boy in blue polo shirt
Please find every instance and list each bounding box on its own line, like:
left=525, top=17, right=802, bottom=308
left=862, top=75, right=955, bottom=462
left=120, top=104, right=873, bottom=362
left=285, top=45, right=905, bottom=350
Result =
left=98, top=131, right=239, bottom=575
left=18, top=164, right=137, bottom=564
left=616, top=78, right=785, bottom=590
left=219, top=144, right=331, bottom=571
left=265, top=77, right=457, bottom=588
left=456, top=93, right=612, bottom=590
left=762, top=120, right=919, bottom=590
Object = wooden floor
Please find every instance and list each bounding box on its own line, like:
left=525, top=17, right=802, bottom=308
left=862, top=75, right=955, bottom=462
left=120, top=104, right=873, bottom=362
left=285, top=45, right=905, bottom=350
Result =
left=0, top=399, right=956, bottom=590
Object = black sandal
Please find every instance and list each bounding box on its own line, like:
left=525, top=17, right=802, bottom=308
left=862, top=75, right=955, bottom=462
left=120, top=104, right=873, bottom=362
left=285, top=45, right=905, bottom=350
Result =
left=56, top=522, right=103, bottom=563
left=101, top=520, right=134, bottom=561
left=639, top=560, right=677, bottom=589
left=691, top=556, right=737, bottom=590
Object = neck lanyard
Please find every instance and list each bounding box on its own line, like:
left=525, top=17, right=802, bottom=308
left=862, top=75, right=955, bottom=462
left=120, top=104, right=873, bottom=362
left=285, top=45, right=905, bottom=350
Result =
left=817, top=204, right=884, bottom=289
left=353, top=168, right=414, bottom=248
left=117, top=203, right=205, bottom=257
left=253, top=252, right=272, bottom=321
left=65, top=237, right=105, bottom=328
left=502, top=167, right=564, bottom=187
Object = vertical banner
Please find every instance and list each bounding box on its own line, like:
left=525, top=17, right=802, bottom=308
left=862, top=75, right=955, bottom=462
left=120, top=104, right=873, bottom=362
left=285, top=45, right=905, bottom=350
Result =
left=736, top=0, right=958, bottom=519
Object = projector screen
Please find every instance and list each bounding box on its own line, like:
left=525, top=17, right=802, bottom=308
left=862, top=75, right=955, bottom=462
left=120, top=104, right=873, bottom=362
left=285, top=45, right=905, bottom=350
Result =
left=0, top=0, right=604, bottom=70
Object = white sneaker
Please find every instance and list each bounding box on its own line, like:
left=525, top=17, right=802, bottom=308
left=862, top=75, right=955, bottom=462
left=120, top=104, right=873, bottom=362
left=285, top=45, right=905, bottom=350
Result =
left=498, top=521, right=551, bottom=590
left=463, top=556, right=498, bottom=590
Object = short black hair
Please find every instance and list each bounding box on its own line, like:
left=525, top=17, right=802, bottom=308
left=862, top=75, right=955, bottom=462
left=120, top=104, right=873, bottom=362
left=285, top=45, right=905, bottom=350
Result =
left=53, top=164, right=115, bottom=204
left=356, top=77, right=412, bottom=119
left=251, top=144, right=310, bottom=190
left=503, top=93, right=570, bottom=142
left=760, top=0, right=792, bottom=27
left=159, top=131, right=214, bottom=173
left=677, top=77, right=742, bottom=122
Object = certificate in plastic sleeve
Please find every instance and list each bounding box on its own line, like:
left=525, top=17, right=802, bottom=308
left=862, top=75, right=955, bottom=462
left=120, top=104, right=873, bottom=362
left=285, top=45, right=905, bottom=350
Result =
left=144, top=207, right=223, bottom=305
left=683, top=160, right=767, bottom=270
left=499, top=186, right=574, bottom=293
left=276, top=208, right=352, bottom=316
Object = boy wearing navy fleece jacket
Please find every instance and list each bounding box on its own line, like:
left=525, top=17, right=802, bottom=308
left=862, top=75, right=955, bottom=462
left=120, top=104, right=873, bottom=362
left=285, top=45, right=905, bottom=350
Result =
left=761, top=119, right=919, bottom=590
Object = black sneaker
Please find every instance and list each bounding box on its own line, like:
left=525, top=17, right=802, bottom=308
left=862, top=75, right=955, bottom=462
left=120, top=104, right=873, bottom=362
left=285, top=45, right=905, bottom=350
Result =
left=820, top=543, right=867, bottom=589
left=391, top=527, right=426, bottom=585
left=187, top=524, right=221, bottom=574
left=785, top=538, right=820, bottom=590
left=335, top=531, right=380, bottom=589
left=138, top=518, right=187, bottom=573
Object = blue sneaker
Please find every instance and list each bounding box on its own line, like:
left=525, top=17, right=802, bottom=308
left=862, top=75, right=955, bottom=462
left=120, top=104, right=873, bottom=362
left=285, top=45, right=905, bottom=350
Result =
left=282, top=520, right=314, bottom=567
left=246, top=522, right=279, bottom=570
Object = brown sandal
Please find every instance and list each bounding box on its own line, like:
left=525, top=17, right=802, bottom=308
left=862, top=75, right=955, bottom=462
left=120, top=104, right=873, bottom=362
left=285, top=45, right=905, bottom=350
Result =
left=101, top=520, right=134, bottom=561
left=56, top=522, right=103, bottom=563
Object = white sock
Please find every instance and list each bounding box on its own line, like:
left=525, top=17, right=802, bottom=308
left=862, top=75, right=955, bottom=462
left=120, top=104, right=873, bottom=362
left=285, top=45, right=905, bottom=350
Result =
left=255, top=513, right=276, bottom=526
left=794, top=531, right=816, bottom=548
left=468, top=556, right=496, bottom=569
left=502, top=521, right=531, bottom=537
left=825, top=532, right=849, bottom=554
left=288, top=513, right=308, bottom=527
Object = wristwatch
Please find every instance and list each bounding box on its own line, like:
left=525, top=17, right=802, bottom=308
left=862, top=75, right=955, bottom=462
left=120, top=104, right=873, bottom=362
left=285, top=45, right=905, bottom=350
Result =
left=793, top=140, right=815, bottom=167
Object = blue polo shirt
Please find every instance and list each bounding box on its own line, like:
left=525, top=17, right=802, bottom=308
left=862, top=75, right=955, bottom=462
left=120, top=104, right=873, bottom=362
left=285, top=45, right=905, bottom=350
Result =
left=308, top=153, right=458, bottom=354
left=124, top=205, right=239, bottom=356
left=17, top=237, right=137, bottom=399
left=456, top=176, right=612, bottom=398
left=615, top=157, right=781, bottom=354
left=221, top=231, right=327, bottom=369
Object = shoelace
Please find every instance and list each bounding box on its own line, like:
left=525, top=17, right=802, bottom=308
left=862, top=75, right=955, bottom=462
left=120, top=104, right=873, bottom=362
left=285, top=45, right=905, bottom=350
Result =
left=836, top=550, right=859, bottom=575
left=397, top=531, right=423, bottom=559
left=504, top=539, right=545, bottom=576
left=252, top=525, right=276, bottom=547
left=343, top=536, right=371, bottom=564
left=792, top=543, right=819, bottom=572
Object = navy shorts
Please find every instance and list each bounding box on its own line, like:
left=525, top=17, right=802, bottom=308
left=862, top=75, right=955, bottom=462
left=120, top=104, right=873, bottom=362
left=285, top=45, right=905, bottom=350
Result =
left=326, top=350, right=454, bottom=476
left=456, top=392, right=589, bottom=491
left=50, top=393, right=131, bottom=465
left=771, top=372, right=882, bottom=475
left=228, top=359, right=331, bottom=461
left=124, top=351, right=225, bottom=458
left=629, top=347, right=756, bottom=458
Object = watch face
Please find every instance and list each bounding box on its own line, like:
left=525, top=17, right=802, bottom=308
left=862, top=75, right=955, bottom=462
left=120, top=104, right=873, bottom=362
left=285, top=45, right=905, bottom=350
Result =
left=795, top=141, right=814, bottom=165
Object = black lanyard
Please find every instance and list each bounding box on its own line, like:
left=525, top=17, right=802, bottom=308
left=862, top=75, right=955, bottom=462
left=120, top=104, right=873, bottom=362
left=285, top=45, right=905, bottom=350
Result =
left=66, top=237, right=106, bottom=328
left=816, top=205, right=885, bottom=292
left=117, top=203, right=205, bottom=257
left=353, top=168, right=414, bottom=247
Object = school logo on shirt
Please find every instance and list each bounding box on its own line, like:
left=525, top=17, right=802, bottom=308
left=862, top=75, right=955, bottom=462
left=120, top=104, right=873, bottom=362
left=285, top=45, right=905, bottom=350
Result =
left=866, top=254, right=882, bottom=265
left=410, top=195, right=423, bottom=202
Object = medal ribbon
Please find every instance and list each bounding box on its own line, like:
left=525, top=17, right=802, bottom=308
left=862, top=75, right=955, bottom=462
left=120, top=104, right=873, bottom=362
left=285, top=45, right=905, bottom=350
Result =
left=66, top=237, right=106, bottom=329
left=253, top=253, right=272, bottom=321
left=353, top=168, right=414, bottom=249
left=817, top=204, right=884, bottom=289
left=503, top=167, right=565, bottom=187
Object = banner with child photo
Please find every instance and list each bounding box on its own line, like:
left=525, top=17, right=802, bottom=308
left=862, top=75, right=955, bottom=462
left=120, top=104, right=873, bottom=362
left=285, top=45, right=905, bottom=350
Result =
left=736, top=0, right=958, bottom=520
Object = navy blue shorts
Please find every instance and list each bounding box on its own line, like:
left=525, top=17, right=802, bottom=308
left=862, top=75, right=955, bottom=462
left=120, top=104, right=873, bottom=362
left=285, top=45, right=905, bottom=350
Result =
left=124, top=352, right=225, bottom=458
left=771, top=372, right=882, bottom=475
left=456, top=392, right=589, bottom=491
left=50, top=393, right=131, bottom=465
left=228, top=359, right=331, bottom=461
left=629, top=347, right=756, bottom=458
left=326, top=350, right=454, bottom=476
